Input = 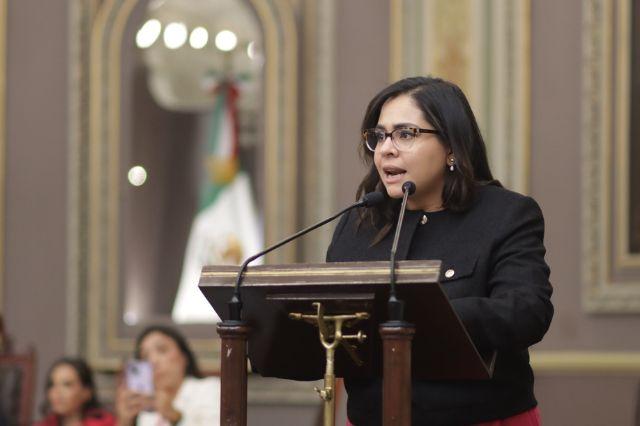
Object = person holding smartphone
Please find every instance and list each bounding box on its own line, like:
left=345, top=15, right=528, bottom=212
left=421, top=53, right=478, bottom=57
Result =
left=116, top=325, right=220, bottom=426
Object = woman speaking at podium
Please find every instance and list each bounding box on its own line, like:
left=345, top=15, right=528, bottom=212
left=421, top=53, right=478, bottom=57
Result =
left=326, top=76, right=553, bottom=425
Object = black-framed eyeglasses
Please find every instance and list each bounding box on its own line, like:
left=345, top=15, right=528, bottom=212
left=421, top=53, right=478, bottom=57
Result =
left=362, top=127, right=440, bottom=152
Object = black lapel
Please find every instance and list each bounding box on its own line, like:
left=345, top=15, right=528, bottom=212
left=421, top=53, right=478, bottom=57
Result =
left=395, top=210, right=421, bottom=260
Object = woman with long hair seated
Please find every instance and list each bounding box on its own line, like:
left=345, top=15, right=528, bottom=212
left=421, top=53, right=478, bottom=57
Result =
left=116, top=325, right=220, bottom=426
left=35, top=357, right=115, bottom=426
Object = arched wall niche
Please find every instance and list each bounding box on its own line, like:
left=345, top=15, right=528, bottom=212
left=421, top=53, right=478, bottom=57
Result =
left=78, top=0, right=300, bottom=371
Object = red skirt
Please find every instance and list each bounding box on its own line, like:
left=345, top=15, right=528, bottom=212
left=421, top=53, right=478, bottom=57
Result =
left=345, top=407, right=541, bottom=426
left=474, top=407, right=541, bottom=426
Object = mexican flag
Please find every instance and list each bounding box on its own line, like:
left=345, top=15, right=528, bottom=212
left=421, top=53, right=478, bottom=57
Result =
left=172, top=83, right=262, bottom=323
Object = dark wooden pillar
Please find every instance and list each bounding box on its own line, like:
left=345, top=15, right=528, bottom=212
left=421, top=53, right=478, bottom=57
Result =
left=379, top=321, right=415, bottom=426
left=217, top=321, right=250, bottom=426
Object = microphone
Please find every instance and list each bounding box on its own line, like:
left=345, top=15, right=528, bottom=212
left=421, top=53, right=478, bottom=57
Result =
left=388, top=181, right=416, bottom=321
left=227, top=191, right=385, bottom=321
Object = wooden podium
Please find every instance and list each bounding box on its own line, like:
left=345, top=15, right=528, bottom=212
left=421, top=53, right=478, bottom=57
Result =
left=199, top=260, right=494, bottom=426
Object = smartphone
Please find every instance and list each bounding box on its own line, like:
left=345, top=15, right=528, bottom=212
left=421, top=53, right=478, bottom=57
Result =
left=125, top=360, right=154, bottom=395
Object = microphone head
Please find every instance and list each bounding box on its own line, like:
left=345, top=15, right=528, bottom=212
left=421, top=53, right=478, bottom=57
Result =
left=402, top=181, right=416, bottom=195
left=361, top=191, right=385, bottom=207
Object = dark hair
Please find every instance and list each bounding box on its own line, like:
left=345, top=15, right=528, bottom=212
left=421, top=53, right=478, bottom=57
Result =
left=41, top=357, right=101, bottom=417
left=356, top=76, right=498, bottom=243
left=134, top=325, right=202, bottom=378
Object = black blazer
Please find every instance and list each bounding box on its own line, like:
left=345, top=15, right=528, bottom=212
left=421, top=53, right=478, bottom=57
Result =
left=326, top=184, right=553, bottom=426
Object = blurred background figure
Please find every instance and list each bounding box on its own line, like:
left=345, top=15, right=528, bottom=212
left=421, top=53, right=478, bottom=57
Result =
left=116, top=326, right=219, bottom=426
left=34, top=357, right=115, bottom=426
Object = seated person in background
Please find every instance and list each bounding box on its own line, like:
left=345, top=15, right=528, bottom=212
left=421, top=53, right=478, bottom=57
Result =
left=116, top=325, right=220, bottom=426
left=35, top=357, right=115, bottom=426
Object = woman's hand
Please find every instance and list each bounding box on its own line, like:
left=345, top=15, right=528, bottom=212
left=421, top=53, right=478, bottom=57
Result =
left=154, top=389, right=182, bottom=425
left=115, top=385, right=153, bottom=426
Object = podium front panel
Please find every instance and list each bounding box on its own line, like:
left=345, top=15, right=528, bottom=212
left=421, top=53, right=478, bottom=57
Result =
left=200, top=261, right=492, bottom=381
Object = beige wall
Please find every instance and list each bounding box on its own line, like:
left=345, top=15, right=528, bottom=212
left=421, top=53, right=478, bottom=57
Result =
left=3, top=0, right=640, bottom=424
left=530, top=0, right=640, bottom=423
left=334, top=0, right=389, bottom=207
left=532, top=0, right=585, bottom=350
left=4, top=0, right=69, bottom=415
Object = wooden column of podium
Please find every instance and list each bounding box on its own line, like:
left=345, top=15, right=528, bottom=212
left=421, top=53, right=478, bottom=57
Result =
left=217, top=321, right=250, bottom=425
left=379, top=322, right=415, bottom=425
left=201, top=260, right=493, bottom=426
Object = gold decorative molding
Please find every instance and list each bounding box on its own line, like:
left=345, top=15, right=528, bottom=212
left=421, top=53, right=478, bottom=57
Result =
left=87, top=0, right=119, bottom=369
left=531, top=351, right=640, bottom=373
left=582, top=0, right=640, bottom=312
left=614, top=0, right=640, bottom=268
left=491, top=0, right=531, bottom=193
left=428, top=0, right=473, bottom=90
left=260, top=0, right=299, bottom=262
left=201, top=265, right=441, bottom=279
left=389, top=0, right=531, bottom=194
left=0, top=0, right=6, bottom=312
left=301, top=0, right=337, bottom=262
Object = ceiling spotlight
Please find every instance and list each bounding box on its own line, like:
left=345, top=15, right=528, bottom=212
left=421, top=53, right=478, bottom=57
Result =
left=128, top=165, right=148, bottom=187
left=164, top=22, right=188, bottom=49
left=136, top=19, right=161, bottom=49
left=215, top=30, right=238, bottom=52
left=189, top=27, right=209, bottom=49
left=123, top=311, right=139, bottom=326
left=247, top=41, right=256, bottom=59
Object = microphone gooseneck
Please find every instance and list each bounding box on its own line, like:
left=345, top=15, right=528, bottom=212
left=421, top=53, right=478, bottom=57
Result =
left=388, top=181, right=416, bottom=321
left=228, top=191, right=385, bottom=321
